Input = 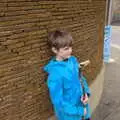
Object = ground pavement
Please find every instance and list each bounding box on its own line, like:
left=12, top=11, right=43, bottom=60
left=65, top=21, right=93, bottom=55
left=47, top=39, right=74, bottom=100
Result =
left=92, top=23, right=120, bottom=120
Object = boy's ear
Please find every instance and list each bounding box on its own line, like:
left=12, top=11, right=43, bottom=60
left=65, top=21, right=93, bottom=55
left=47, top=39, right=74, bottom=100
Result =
left=52, top=47, right=58, bottom=54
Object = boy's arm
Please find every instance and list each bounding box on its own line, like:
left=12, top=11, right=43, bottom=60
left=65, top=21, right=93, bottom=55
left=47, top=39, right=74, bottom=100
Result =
left=47, top=72, right=84, bottom=116
left=73, top=57, right=91, bottom=96
left=81, top=75, right=91, bottom=97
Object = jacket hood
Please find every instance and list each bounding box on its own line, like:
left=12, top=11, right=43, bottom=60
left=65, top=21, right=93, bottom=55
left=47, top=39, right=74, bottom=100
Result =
left=43, top=57, right=67, bottom=74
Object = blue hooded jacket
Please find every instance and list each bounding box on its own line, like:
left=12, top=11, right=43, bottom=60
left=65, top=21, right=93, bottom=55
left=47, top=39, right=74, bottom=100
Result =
left=44, top=56, right=91, bottom=120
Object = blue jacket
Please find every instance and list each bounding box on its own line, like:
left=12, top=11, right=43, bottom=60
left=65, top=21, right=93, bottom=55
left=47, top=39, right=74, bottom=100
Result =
left=44, top=56, right=91, bottom=120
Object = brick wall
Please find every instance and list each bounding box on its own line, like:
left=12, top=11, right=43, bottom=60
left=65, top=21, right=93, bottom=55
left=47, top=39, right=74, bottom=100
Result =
left=0, top=0, right=106, bottom=120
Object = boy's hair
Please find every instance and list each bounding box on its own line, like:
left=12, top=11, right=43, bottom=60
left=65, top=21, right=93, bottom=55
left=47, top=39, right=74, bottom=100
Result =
left=48, top=30, right=73, bottom=50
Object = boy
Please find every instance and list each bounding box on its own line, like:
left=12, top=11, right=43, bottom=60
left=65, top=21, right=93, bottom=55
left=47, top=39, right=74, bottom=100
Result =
left=44, top=30, right=91, bottom=120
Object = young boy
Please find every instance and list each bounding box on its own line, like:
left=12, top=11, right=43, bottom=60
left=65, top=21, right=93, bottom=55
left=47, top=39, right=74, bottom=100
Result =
left=44, top=30, right=91, bottom=120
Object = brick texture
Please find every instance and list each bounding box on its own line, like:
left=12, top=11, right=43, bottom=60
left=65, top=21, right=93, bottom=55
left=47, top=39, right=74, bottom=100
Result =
left=0, top=0, right=106, bottom=120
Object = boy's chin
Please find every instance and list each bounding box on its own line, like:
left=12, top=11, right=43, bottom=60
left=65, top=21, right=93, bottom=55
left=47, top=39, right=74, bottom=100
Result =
left=65, top=55, right=71, bottom=59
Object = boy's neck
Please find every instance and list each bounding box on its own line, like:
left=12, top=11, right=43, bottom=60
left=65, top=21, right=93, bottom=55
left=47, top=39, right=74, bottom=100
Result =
left=56, top=56, right=64, bottom=61
left=55, top=56, right=70, bottom=61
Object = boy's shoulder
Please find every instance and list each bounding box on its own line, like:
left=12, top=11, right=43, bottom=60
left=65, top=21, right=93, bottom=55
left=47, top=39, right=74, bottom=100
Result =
left=70, top=56, right=79, bottom=62
left=70, top=55, right=77, bottom=59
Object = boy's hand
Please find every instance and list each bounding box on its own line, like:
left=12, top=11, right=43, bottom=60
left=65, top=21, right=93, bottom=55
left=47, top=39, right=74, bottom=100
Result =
left=81, top=93, right=89, bottom=105
left=79, top=60, right=90, bottom=68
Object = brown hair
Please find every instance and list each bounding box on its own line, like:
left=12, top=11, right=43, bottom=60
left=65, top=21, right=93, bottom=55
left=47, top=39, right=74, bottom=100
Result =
left=48, top=30, right=73, bottom=50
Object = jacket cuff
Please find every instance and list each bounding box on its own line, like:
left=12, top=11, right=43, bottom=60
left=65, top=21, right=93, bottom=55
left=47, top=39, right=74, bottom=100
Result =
left=87, top=92, right=91, bottom=97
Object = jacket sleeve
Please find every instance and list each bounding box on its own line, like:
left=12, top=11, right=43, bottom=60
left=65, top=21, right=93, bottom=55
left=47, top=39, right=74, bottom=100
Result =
left=72, top=56, right=91, bottom=97
left=47, top=72, right=84, bottom=116
left=81, top=75, right=91, bottom=97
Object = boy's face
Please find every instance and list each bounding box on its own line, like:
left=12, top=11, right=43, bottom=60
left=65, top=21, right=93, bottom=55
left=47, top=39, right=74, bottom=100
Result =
left=52, top=46, right=72, bottom=61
